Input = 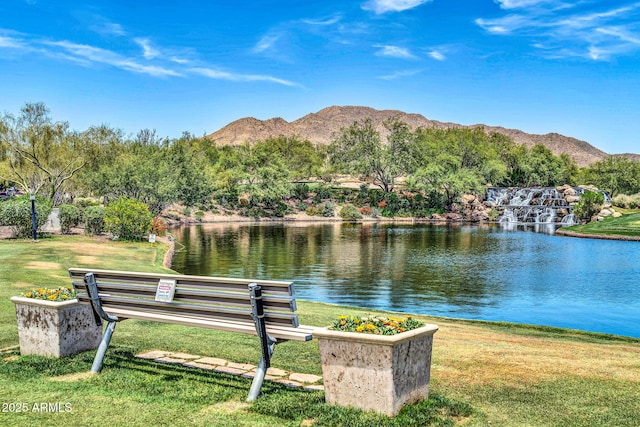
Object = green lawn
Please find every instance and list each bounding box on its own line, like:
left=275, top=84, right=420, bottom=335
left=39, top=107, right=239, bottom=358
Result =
left=562, top=211, right=640, bottom=237
left=1, top=236, right=639, bottom=426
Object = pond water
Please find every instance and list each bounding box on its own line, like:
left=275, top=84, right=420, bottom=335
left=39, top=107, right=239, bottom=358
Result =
left=170, top=222, right=640, bottom=338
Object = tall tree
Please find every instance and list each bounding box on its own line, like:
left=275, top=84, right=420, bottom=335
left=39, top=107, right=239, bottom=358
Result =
left=0, top=102, right=88, bottom=202
left=329, top=118, right=416, bottom=192
left=581, top=156, right=640, bottom=197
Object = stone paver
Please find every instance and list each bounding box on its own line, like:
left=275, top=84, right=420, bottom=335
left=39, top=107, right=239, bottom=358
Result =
left=290, top=373, right=323, bottom=384
left=135, top=350, right=324, bottom=391
left=170, top=352, right=200, bottom=360
left=227, top=362, right=256, bottom=371
left=195, top=357, right=228, bottom=366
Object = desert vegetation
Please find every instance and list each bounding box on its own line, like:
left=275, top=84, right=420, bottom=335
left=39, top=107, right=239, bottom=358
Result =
left=1, top=102, right=640, bottom=237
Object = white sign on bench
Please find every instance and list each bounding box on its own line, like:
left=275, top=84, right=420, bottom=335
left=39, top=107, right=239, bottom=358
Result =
left=154, top=279, right=176, bottom=302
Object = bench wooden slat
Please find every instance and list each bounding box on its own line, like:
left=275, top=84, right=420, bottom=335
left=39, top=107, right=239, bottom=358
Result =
left=76, top=294, right=299, bottom=327
left=103, top=307, right=313, bottom=341
left=69, top=268, right=295, bottom=295
left=72, top=282, right=296, bottom=311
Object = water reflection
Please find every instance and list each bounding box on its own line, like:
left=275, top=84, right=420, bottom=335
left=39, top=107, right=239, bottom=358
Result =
left=170, top=222, right=640, bottom=337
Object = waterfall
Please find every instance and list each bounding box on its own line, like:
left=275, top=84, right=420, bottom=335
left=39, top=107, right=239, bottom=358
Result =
left=487, top=187, right=576, bottom=226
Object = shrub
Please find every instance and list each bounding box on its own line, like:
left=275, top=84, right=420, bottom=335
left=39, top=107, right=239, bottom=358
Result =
left=152, top=216, right=168, bottom=236
left=194, top=210, right=204, bottom=221
left=104, top=197, right=153, bottom=241
left=84, top=206, right=105, bottom=235
left=574, top=190, right=605, bottom=221
left=339, top=204, right=362, bottom=220
left=74, top=197, right=100, bottom=210
left=359, top=206, right=372, bottom=216
left=613, top=193, right=640, bottom=209
left=58, top=204, right=80, bottom=234
left=313, top=184, right=332, bottom=202
left=0, top=195, right=52, bottom=238
left=322, top=201, right=335, bottom=217
left=292, top=183, right=309, bottom=200
left=305, top=205, right=321, bottom=216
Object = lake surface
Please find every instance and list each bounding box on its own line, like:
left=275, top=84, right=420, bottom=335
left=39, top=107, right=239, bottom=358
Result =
left=170, top=222, right=640, bottom=338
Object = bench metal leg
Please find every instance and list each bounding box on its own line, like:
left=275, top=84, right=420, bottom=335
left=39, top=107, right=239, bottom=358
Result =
left=248, top=283, right=277, bottom=401
left=248, top=356, right=268, bottom=401
left=91, top=320, right=116, bottom=373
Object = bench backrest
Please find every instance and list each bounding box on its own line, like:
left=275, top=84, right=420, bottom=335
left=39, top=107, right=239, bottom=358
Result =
left=68, top=268, right=300, bottom=327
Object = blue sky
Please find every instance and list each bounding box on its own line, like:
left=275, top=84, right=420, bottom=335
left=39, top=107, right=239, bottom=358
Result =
left=1, top=0, right=639, bottom=154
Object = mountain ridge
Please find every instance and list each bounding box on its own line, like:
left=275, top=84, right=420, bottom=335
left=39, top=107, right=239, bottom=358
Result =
left=207, top=106, right=638, bottom=167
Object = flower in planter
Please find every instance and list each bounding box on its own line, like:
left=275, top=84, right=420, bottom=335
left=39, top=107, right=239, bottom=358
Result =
left=330, top=314, right=424, bottom=335
left=21, top=286, right=76, bottom=302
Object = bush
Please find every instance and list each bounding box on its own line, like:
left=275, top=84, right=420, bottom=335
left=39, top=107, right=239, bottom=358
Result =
left=0, top=195, right=52, bottom=238
left=359, top=206, right=372, bottom=216
left=313, top=184, right=332, bottom=202
left=574, top=190, right=605, bottom=221
left=58, top=204, right=80, bottom=234
left=84, top=206, right=105, bottom=235
left=74, top=197, right=100, bottom=210
left=104, top=197, right=153, bottom=241
left=322, top=201, right=335, bottom=217
left=194, top=210, right=204, bottom=221
left=292, top=183, right=310, bottom=200
left=152, top=216, right=168, bottom=236
left=305, top=205, right=321, bottom=216
left=339, top=204, right=362, bottom=220
left=613, top=193, right=640, bottom=209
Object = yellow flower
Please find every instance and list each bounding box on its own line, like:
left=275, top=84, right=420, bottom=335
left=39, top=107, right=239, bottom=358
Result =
left=47, top=295, right=56, bottom=301
left=356, top=325, right=365, bottom=332
left=337, top=315, right=348, bottom=319
left=366, top=323, right=376, bottom=330
left=25, top=292, right=32, bottom=298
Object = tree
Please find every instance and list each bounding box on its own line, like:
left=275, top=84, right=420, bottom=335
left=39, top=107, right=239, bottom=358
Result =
left=408, top=153, right=482, bottom=207
left=581, top=156, right=640, bottom=198
left=0, top=103, right=88, bottom=203
left=329, top=118, right=415, bottom=192
left=519, top=144, right=564, bottom=187
left=573, top=190, right=605, bottom=222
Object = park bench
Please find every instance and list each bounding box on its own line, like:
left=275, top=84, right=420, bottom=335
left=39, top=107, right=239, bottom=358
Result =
left=68, top=268, right=315, bottom=401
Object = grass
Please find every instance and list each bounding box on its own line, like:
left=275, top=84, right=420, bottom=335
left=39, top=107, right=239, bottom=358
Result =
left=1, top=236, right=639, bottom=426
left=562, top=210, right=640, bottom=237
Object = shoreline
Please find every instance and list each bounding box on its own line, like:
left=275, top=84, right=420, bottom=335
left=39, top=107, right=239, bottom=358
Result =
left=555, top=228, right=640, bottom=241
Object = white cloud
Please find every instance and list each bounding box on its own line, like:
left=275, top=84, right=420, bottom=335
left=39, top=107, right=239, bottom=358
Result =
left=375, top=44, right=416, bottom=59
left=89, top=20, right=127, bottom=37
left=43, top=40, right=181, bottom=77
left=134, top=38, right=160, bottom=60
left=253, top=33, right=281, bottom=53
left=428, top=50, right=446, bottom=60
left=379, top=68, right=423, bottom=79
left=170, top=56, right=190, bottom=64
left=189, top=67, right=298, bottom=86
left=1, top=28, right=299, bottom=86
left=477, top=2, right=640, bottom=60
left=362, top=0, right=433, bottom=15
left=301, top=16, right=342, bottom=26
left=495, top=0, right=556, bottom=10
left=0, top=35, right=25, bottom=49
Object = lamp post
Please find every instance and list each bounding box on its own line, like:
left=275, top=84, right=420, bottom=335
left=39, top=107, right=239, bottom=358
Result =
left=30, top=192, right=37, bottom=241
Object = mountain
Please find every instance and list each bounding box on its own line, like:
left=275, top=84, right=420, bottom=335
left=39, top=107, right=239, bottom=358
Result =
left=206, top=105, right=625, bottom=167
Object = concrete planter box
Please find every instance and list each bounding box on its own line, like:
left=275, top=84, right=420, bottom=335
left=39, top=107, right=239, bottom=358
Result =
left=11, top=297, right=102, bottom=358
left=315, top=323, right=438, bottom=417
